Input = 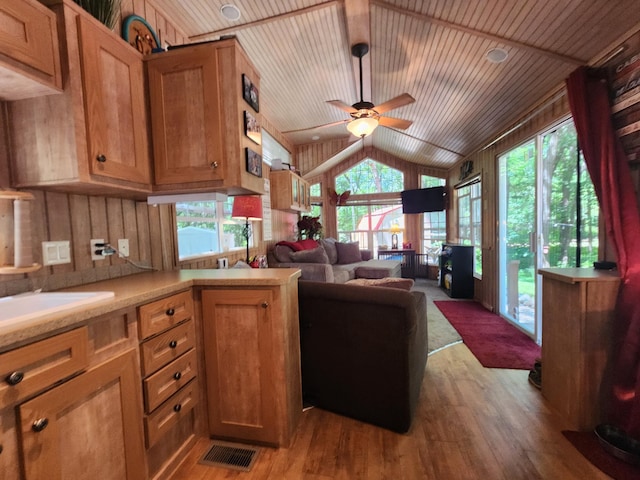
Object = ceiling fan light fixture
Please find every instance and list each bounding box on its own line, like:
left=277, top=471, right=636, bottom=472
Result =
left=347, top=116, right=379, bottom=137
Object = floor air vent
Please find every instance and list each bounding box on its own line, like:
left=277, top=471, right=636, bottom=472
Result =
left=198, top=441, right=260, bottom=472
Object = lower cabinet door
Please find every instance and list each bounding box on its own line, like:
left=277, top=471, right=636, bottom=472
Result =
left=201, top=289, right=279, bottom=445
left=18, top=349, right=146, bottom=480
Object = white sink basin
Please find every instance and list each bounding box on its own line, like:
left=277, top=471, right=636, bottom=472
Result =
left=0, top=291, right=115, bottom=326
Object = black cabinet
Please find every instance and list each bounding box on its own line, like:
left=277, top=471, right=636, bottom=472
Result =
left=439, top=244, right=474, bottom=298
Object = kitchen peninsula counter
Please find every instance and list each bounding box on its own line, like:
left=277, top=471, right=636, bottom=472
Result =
left=0, top=268, right=301, bottom=351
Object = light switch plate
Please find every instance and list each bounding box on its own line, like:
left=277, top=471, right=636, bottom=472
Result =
left=42, top=241, right=71, bottom=266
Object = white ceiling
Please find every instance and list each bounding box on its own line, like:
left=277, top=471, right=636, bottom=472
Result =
left=151, top=0, right=640, bottom=172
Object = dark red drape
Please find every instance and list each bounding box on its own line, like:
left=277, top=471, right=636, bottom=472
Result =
left=566, top=66, right=640, bottom=436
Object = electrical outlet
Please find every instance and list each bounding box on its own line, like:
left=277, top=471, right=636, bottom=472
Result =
left=118, top=239, right=129, bottom=257
left=90, top=238, right=106, bottom=261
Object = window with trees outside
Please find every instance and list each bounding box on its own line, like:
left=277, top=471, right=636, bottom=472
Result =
left=175, top=197, right=255, bottom=260
left=308, top=182, right=323, bottom=221
left=335, top=159, right=404, bottom=252
left=457, top=180, right=482, bottom=276
left=421, top=175, right=446, bottom=264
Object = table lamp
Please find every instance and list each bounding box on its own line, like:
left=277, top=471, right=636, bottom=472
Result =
left=231, top=196, right=263, bottom=263
left=390, top=223, right=401, bottom=249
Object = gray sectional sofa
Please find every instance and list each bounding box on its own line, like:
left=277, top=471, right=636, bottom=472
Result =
left=268, top=238, right=401, bottom=283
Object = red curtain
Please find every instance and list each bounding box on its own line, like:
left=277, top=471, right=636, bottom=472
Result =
left=566, top=66, right=640, bottom=436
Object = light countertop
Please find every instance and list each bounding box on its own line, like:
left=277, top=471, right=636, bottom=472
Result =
left=0, top=268, right=301, bottom=351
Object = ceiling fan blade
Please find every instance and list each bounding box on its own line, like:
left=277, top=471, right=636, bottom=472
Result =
left=327, top=100, right=357, bottom=114
left=282, top=119, right=350, bottom=134
left=374, top=93, right=415, bottom=114
left=379, top=116, right=413, bottom=130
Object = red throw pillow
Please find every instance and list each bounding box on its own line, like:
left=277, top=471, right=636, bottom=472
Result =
left=276, top=239, right=319, bottom=251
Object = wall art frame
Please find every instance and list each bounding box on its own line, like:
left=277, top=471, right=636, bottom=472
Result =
left=246, top=149, right=262, bottom=177
left=242, top=74, right=260, bottom=112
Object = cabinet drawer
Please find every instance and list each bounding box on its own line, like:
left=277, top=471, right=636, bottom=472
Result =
left=0, top=327, right=88, bottom=408
left=138, top=291, right=193, bottom=340
left=143, top=349, right=197, bottom=412
left=144, top=379, right=198, bottom=448
left=140, top=320, right=195, bottom=377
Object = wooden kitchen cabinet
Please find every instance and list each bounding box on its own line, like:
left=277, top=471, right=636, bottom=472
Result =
left=138, top=291, right=200, bottom=480
left=146, top=38, right=265, bottom=195
left=539, top=268, right=620, bottom=431
left=201, top=279, right=302, bottom=447
left=8, top=0, right=151, bottom=197
left=270, top=169, right=310, bottom=212
left=18, top=349, right=146, bottom=480
left=0, top=0, right=62, bottom=100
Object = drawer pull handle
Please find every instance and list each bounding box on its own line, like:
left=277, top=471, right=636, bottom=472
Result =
left=210, top=161, right=218, bottom=169
left=261, top=301, right=269, bottom=308
left=166, top=308, right=175, bottom=316
left=173, top=372, right=182, bottom=380
left=6, top=371, right=24, bottom=386
left=169, top=340, right=178, bottom=349
left=96, top=154, right=107, bottom=163
left=32, top=418, right=49, bottom=432
left=173, top=404, right=182, bottom=413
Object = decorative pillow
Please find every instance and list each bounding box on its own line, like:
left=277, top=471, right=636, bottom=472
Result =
left=347, top=277, right=415, bottom=290
left=335, top=241, right=362, bottom=264
left=320, top=238, right=338, bottom=264
left=273, top=244, right=294, bottom=263
left=276, top=239, right=319, bottom=251
left=289, top=246, right=329, bottom=264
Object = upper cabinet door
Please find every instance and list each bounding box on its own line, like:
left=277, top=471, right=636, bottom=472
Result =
left=146, top=45, right=224, bottom=185
left=0, top=0, right=62, bottom=99
left=77, top=15, right=151, bottom=185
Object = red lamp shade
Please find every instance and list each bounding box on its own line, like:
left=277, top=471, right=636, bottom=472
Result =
left=231, top=196, right=262, bottom=220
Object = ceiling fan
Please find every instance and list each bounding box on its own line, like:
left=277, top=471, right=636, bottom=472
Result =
left=285, top=43, right=415, bottom=137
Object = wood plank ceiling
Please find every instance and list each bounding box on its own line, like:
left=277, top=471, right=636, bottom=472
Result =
left=150, top=0, right=640, bottom=173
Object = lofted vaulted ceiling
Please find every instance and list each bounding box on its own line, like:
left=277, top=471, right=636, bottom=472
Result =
left=150, top=0, right=640, bottom=173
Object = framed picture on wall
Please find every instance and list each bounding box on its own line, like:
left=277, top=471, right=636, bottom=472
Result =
left=246, top=149, right=262, bottom=177
left=244, top=111, right=262, bottom=145
left=242, top=74, right=259, bottom=112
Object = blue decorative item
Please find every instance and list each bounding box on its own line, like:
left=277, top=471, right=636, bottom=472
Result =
left=122, top=15, right=161, bottom=54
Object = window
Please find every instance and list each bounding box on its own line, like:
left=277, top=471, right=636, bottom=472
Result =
left=420, top=175, right=446, bottom=256
left=175, top=197, right=256, bottom=260
left=335, top=159, right=403, bottom=252
left=457, top=180, right=482, bottom=276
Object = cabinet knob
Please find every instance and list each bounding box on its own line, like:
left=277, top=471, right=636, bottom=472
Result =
left=96, top=154, right=107, bottom=163
left=169, top=340, right=178, bottom=349
left=32, top=418, right=49, bottom=432
left=5, top=371, right=24, bottom=386
left=210, top=161, right=218, bottom=169
left=173, top=372, right=182, bottom=380
left=173, top=404, right=182, bottom=413
left=166, top=308, right=175, bottom=316
left=261, top=301, right=269, bottom=308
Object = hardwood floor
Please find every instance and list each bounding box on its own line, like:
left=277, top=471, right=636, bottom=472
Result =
left=170, top=342, right=609, bottom=479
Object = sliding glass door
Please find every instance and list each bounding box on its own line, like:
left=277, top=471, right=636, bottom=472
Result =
left=498, top=119, right=599, bottom=344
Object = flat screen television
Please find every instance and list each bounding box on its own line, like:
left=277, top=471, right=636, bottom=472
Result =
left=401, top=186, right=446, bottom=213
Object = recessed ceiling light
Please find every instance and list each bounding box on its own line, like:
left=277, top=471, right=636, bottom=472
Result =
left=220, top=4, right=241, bottom=21
left=311, top=135, right=320, bottom=141
left=486, top=47, right=508, bottom=63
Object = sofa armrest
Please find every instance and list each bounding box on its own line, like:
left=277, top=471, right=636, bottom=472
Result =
left=360, top=249, right=373, bottom=261
left=272, top=262, right=335, bottom=282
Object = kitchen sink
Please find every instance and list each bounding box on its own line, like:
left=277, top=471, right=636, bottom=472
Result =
left=0, top=291, right=115, bottom=326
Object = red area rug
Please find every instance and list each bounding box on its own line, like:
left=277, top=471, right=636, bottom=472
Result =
left=433, top=300, right=541, bottom=369
left=562, top=430, right=640, bottom=479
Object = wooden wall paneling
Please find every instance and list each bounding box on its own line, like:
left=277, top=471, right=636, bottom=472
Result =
left=106, top=197, right=125, bottom=268
left=135, top=202, right=151, bottom=266
left=158, top=204, right=176, bottom=270
left=0, top=104, right=10, bottom=188
left=89, top=196, right=110, bottom=281
left=147, top=205, right=164, bottom=271
left=122, top=199, right=139, bottom=260
left=69, top=194, right=93, bottom=271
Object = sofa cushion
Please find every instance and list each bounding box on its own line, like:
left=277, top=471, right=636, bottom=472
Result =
left=290, top=246, right=329, bottom=264
left=335, top=241, right=362, bottom=264
left=346, top=277, right=414, bottom=290
left=320, top=238, right=338, bottom=264
left=273, top=244, right=294, bottom=263
left=355, top=260, right=402, bottom=279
